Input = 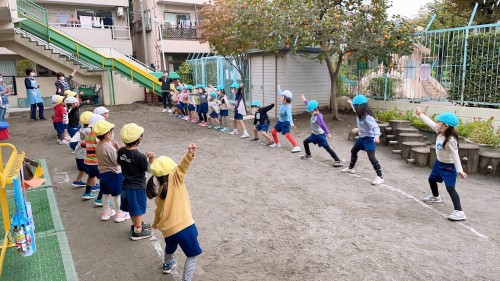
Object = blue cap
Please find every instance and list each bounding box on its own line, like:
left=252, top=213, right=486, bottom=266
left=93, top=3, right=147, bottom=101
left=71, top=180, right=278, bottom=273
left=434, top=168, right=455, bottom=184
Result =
left=251, top=101, right=260, bottom=107
left=176, top=86, right=182, bottom=91
left=196, top=84, right=205, bottom=89
left=436, top=112, right=459, bottom=127
left=352, top=95, right=368, bottom=105
left=306, top=100, right=319, bottom=112
left=187, top=85, right=193, bottom=90
left=210, top=92, right=217, bottom=99
left=230, top=82, right=239, bottom=89
left=216, top=85, right=225, bottom=91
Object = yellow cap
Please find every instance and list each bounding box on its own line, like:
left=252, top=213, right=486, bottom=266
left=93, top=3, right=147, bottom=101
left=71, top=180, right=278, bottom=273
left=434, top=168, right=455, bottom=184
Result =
left=56, top=96, right=64, bottom=105
left=64, top=90, right=77, bottom=97
left=79, top=111, right=93, bottom=125
left=120, top=123, right=144, bottom=144
left=92, top=120, right=115, bottom=136
left=150, top=156, right=177, bottom=177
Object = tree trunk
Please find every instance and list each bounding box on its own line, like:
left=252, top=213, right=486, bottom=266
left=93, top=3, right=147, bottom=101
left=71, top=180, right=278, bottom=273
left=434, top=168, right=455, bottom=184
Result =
left=325, top=54, right=342, bottom=120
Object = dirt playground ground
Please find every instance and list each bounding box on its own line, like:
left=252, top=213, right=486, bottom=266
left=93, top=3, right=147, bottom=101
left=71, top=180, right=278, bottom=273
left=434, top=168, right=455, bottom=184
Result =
left=4, top=103, right=500, bottom=281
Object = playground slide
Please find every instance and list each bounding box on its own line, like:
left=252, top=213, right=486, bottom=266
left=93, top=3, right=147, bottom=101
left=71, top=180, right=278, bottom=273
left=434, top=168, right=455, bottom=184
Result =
left=15, top=0, right=162, bottom=96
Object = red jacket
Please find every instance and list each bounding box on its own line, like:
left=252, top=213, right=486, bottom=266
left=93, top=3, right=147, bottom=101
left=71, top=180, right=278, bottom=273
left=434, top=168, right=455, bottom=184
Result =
left=53, top=104, right=66, bottom=122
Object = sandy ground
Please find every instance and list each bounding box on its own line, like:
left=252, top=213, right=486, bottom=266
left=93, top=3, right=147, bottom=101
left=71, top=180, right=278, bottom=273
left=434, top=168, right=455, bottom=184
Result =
left=4, top=103, right=500, bottom=281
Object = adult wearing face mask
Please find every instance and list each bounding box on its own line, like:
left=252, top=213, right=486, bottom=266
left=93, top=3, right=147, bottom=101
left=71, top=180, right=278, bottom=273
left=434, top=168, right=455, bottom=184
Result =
left=55, top=69, right=76, bottom=96
left=158, top=72, right=178, bottom=113
left=25, top=68, right=45, bottom=121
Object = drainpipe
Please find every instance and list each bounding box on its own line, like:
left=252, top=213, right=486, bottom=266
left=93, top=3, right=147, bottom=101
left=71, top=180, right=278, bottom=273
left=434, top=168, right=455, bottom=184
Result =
left=107, top=69, right=115, bottom=105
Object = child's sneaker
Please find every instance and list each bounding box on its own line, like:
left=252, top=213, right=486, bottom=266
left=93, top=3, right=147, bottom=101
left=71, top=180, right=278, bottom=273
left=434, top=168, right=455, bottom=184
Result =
left=163, top=259, right=177, bottom=274
left=91, top=184, right=100, bottom=192
left=94, top=199, right=103, bottom=207
left=72, top=181, right=86, bottom=187
left=269, top=142, right=281, bottom=148
left=266, top=141, right=275, bottom=146
left=340, top=167, right=356, bottom=174
left=220, top=127, right=229, bottom=132
left=291, top=146, right=301, bottom=153
left=214, top=126, right=220, bottom=130
left=208, top=124, right=214, bottom=129
left=114, top=211, right=130, bottom=223
left=59, top=140, right=69, bottom=145
left=229, top=129, right=239, bottom=135
left=250, top=138, right=259, bottom=142
left=82, top=192, right=97, bottom=200
left=372, top=176, right=384, bottom=186
left=130, top=227, right=152, bottom=241
left=101, top=209, right=116, bottom=221
left=183, top=116, right=189, bottom=121
left=201, top=122, right=208, bottom=127
left=300, top=154, right=312, bottom=160
left=240, top=132, right=250, bottom=138
left=448, top=210, right=466, bottom=221
left=333, top=161, right=344, bottom=167
left=423, top=195, right=442, bottom=203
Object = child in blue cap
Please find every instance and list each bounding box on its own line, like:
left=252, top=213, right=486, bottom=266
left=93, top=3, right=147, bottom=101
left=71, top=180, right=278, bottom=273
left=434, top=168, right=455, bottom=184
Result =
left=216, top=85, right=230, bottom=132
left=341, top=95, right=384, bottom=185
left=416, top=107, right=467, bottom=221
left=300, top=95, right=343, bottom=167
left=196, top=85, right=209, bottom=127
left=250, top=100, right=274, bottom=143
left=207, top=91, right=220, bottom=129
left=229, top=82, right=249, bottom=138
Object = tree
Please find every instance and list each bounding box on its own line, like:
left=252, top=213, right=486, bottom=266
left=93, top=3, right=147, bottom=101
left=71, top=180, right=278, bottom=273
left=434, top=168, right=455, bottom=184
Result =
left=268, top=0, right=416, bottom=119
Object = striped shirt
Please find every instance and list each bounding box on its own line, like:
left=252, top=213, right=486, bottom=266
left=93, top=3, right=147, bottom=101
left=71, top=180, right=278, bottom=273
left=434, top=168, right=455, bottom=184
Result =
left=84, top=132, right=98, bottom=165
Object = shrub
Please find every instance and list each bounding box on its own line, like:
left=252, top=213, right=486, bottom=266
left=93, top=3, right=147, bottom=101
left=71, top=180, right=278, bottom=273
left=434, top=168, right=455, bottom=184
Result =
left=368, top=77, right=401, bottom=100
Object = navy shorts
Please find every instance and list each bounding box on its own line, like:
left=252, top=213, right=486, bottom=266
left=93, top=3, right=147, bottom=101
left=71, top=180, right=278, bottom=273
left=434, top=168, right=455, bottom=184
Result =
left=210, top=111, right=218, bottom=119
left=255, top=123, right=269, bottom=132
left=54, top=122, right=65, bottom=134
left=429, top=160, right=458, bottom=187
left=198, top=102, right=208, bottom=113
left=69, top=141, right=78, bottom=150
left=234, top=112, right=244, bottom=120
left=273, top=121, right=291, bottom=134
left=188, top=104, right=195, bottom=111
left=220, top=109, right=229, bottom=117
left=76, top=159, right=88, bottom=173
left=305, top=133, right=329, bottom=147
left=164, top=224, right=202, bottom=258
left=195, top=105, right=200, bottom=113
left=99, top=171, right=123, bottom=196
left=67, top=126, right=80, bottom=138
left=176, top=103, right=183, bottom=109
left=86, top=164, right=100, bottom=179
left=354, top=136, right=376, bottom=151
left=120, top=188, right=147, bottom=216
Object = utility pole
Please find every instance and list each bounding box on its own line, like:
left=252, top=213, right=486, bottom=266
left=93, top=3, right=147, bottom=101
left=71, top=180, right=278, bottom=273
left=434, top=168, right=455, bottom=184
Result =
left=156, top=20, right=167, bottom=71
left=139, top=0, right=149, bottom=66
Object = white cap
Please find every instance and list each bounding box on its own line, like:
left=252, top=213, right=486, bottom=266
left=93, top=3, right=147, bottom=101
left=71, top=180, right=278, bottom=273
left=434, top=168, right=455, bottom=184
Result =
left=51, top=95, right=59, bottom=103
left=88, top=114, right=105, bottom=127
left=65, top=97, right=78, bottom=104
left=281, top=90, right=293, bottom=99
left=94, top=106, right=109, bottom=115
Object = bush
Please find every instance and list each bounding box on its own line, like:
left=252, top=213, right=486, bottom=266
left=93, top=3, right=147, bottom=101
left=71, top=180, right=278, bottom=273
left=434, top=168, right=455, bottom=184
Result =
left=368, top=77, right=401, bottom=100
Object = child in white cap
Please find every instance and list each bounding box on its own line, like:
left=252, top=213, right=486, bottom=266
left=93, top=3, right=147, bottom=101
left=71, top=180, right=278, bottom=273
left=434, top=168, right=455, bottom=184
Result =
left=94, top=106, right=109, bottom=119
left=269, top=85, right=301, bottom=153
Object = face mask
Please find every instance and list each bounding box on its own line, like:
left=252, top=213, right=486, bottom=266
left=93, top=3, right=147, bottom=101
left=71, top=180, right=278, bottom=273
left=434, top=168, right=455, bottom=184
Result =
left=30, top=72, right=35, bottom=77
left=231, top=89, right=237, bottom=94
left=59, top=77, right=65, bottom=81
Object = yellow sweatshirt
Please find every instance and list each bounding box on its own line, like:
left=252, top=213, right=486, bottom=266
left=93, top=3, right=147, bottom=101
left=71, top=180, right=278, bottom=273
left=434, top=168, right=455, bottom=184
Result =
left=153, top=153, right=195, bottom=237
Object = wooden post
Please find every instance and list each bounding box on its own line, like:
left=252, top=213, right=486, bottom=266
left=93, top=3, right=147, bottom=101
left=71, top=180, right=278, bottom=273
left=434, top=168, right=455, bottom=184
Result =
left=395, top=128, right=419, bottom=140
left=396, top=133, right=424, bottom=149
left=478, top=151, right=500, bottom=176
left=378, top=123, right=390, bottom=144
left=429, top=146, right=437, bottom=169
left=348, top=128, right=359, bottom=141
left=389, top=120, right=411, bottom=131
left=459, top=143, right=480, bottom=174
left=411, top=146, right=431, bottom=167
left=401, top=141, right=427, bottom=160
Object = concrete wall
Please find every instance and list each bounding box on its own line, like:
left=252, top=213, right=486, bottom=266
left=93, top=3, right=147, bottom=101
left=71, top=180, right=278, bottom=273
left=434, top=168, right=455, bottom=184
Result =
left=101, top=72, right=144, bottom=105
left=58, top=27, right=132, bottom=55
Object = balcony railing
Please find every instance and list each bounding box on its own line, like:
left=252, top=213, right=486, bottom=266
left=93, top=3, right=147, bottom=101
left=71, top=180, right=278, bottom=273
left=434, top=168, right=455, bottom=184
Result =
left=162, top=25, right=201, bottom=40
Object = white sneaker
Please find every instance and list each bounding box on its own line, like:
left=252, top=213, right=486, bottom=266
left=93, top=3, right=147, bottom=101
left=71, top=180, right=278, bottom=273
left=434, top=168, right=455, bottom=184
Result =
left=167, top=109, right=172, bottom=113
left=340, top=167, right=356, bottom=174
left=240, top=132, right=250, bottom=138
left=59, top=140, right=69, bottom=145
left=371, top=176, right=384, bottom=186
left=268, top=143, right=281, bottom=148
left=162, top=109, right=167, bottom=113
left=101, top=209, right=116, bottom=221
left=229, top=129, right=239, bottom=135
left=291, top=146, right=301, bottom=153
left=448, top=210, right=466, bottom=221
left=423, top=195, right=442, bottom=203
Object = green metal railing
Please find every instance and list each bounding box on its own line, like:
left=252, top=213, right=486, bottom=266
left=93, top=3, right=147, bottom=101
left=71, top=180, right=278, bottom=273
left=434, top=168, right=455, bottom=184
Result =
left=16, top=0, right=162, bottom=97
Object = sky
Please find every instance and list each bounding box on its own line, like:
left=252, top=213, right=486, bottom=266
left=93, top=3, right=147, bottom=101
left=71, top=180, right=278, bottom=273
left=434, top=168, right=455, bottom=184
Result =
left=388, top=0, right=435, bottom=19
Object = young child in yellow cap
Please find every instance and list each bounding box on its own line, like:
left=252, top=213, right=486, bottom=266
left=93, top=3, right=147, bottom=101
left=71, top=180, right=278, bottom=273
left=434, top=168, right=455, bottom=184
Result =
left=72, top=111, right=93, bottom=187
left=146, top=143, right=201, bottom=278
left=93, top=120, right=130, bottom=222
left=53, top=95, right=69, bottom=144
left=117, top=123, right=155, bottom=240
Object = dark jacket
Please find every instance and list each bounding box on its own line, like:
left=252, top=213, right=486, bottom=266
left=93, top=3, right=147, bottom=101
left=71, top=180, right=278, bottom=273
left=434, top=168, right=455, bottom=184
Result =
left=159, top=77, right=175, bottom=91
left=254, top=104, right=274, bottom=125
left=55, top=75, right=73, bottom=96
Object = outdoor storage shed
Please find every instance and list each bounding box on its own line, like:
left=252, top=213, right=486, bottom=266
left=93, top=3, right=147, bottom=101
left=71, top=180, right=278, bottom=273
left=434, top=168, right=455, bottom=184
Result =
left=248, top=51, right=331, bottom=118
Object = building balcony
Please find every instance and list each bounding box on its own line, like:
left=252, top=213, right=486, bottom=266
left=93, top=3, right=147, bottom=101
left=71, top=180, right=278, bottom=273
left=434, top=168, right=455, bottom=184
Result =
left=161, top=25, right=201, bottom=40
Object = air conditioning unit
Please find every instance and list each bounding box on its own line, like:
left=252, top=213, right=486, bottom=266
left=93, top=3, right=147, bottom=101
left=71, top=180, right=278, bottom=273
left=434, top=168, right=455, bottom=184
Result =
left=117, top=7, right=124, bottom=18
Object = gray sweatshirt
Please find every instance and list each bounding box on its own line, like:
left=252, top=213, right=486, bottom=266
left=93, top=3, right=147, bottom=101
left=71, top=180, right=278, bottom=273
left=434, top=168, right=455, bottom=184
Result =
left=420, top=114, right=463, bottom=173
left=357, top=115, right=381, bottom=138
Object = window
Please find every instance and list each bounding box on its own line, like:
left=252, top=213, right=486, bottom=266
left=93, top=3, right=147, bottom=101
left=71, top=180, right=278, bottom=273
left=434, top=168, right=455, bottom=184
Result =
left=164, top=12, right=190, bottom=26
left=35, top=65, right=56, bottom=77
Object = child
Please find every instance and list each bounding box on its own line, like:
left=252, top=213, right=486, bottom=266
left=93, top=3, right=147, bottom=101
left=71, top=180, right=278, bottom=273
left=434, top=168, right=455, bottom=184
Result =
left=196, top=85, right=209, bottom=127
left=94, top=106, right=109, bottom=119
left=65, top=97, right=82, bottom=138
left=53, top=96, right=69, bottom=145
left=207, top=92, right=220, bottom=129
left=93, top=120, right=130, bottom=222
left=0, top=75, right=11, bottom=122
left=269, top=86, right=301, bottom=153
left=300, top=95, right=343, bottom=167
left=416, top=107, right=467, bottom=221
left=217, top=85, right=230, bottom=132
left=147, top=143, right=202, bottom=278
left=171, top=89, right=182, bottom=118
left=189, top=86, right=199, bottom=124
left=250, top=100, right=274, bottom=144
left=72, top=111, right=93, bottom=187
left=82, top=114, right=105, bottom=200
left=341, top=95, right=384, bottom=185
left=117, top=123, right=155, bottom=240
left=229, top=83, right=249, bottom=138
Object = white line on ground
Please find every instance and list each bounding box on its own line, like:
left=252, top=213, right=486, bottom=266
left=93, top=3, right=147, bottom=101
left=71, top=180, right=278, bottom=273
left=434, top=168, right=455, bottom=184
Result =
left=153, top=240, right=164, bottom=258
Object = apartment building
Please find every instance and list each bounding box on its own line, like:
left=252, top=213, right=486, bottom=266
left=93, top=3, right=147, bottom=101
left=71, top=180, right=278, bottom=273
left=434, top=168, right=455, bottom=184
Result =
left=131, top=0, right=210, bottom=72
